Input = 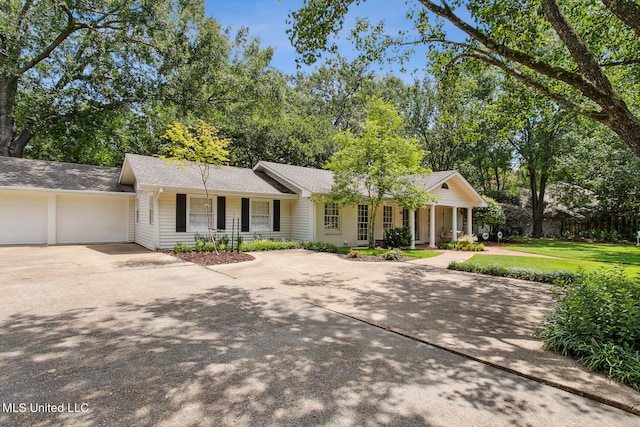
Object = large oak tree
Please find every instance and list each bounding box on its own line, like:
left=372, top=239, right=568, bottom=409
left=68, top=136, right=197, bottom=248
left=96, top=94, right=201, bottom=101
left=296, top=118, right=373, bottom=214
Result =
left=0, top=0, right=201, bottom=157
left=288, top=0, right=640, bottom=158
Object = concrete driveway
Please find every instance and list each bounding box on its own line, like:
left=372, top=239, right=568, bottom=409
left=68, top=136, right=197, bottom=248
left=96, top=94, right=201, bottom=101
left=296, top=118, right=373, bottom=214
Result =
left=0, top=244, right=638, bottom=426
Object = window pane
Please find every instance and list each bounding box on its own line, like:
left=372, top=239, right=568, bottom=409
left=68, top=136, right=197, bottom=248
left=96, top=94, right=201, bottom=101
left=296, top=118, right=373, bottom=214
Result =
left=190, top=198, right=213, bottom=229
left=357, top=205, right=368, bottom=241
left=324, top=202, right=340, bottom=230
left=251, top=200, right=271, bottom=231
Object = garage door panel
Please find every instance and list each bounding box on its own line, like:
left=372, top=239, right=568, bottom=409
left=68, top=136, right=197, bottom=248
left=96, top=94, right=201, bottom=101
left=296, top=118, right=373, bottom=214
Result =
left=0, top=192, right=47, bottom=244
left=57, top=195, right=129, bottom=244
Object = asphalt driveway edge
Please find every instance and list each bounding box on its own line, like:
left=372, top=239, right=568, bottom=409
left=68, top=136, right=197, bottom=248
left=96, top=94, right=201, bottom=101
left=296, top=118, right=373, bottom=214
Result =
left=300, top=301, right=640, bottom=416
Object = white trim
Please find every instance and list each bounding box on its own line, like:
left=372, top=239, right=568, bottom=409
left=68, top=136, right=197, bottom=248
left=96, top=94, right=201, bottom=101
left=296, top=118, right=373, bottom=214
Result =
left=250, top=198, right=273, bottom=233
left=134, top=184, right=298, bottom=200
left=0, top=186, right=134, bottom=197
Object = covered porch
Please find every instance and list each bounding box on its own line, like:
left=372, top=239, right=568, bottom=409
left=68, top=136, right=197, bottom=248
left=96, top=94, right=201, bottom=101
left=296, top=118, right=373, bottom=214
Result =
left=405, top=205, right=475, bottom=249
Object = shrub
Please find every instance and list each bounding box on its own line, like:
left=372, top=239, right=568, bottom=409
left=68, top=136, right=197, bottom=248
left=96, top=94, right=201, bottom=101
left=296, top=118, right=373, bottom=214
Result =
left=173, top=242, right=192, bottom=253
left=194, top=239, right=215, bottom=252
left=437, top=242, right=456, bottom=250
left=448, top=261, right=576, bottom=285
left=300, top=241, right=339, bottom=253
left=383, top=226, right=412, bottom=248
left=241, top=240, right=300, bottom=251
left=537, top=269, right=640, bottom=391
left=346, top=249, right=363, bottom=259
left=219, top=234, right=230, bottom=249
left=382, top=248, right=403, bottom=260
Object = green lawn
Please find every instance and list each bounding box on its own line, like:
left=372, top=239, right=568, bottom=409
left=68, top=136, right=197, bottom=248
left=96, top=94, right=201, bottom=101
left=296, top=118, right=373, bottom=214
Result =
left=503, top=240, right=640, bottom=265
left=463, top=240, right=640, bottom=278
left=346, top=248, right=442, bottom=259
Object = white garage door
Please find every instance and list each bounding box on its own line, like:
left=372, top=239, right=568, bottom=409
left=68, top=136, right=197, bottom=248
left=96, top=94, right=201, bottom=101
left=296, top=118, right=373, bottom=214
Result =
left=0, top=191, right=48, bottom=244
left=56, top=195, right=129, bottom=244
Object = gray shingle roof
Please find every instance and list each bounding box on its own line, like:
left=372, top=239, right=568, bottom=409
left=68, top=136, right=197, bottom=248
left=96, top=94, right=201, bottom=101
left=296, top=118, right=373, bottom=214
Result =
left=0, top=156, right=133, bottom=193
left=257, top=161, right=459, bottom=194
left=123, top=154, right=295, bottom=195
left=410, top=170, right=458, bottom=190
left=255, top=161, right=335, bottom=194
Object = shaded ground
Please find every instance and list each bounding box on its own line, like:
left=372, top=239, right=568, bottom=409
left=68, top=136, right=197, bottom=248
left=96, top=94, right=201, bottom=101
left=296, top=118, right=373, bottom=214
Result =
left=1, top=245, right=638, bottom=426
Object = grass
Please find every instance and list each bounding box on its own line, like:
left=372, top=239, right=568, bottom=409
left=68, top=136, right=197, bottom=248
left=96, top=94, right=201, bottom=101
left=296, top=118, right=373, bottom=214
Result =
left=345, top=248, right=442, bottom=259
left=462, top=254, right=640, bottom=278
left=503, top=239, right=640, bottom=265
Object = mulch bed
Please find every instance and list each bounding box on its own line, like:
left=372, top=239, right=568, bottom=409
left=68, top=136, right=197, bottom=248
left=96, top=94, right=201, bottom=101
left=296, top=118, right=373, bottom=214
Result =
left=338, top=254, right=408, bottom=262
left=169, top=251, right=255, bottom=266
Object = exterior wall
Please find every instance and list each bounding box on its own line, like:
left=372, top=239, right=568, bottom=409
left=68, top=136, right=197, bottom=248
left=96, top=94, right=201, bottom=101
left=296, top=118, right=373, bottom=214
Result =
left=134, top=190, right=155, bottom=250
left=315, top=201, right=414, bottom=247
left=156, top=192, right=293, bottom=249
left=430, top=179, right=477, bottom=208
left=291, top=197, right=313, bottom=241
left=128, top=198, right=135, bottom=242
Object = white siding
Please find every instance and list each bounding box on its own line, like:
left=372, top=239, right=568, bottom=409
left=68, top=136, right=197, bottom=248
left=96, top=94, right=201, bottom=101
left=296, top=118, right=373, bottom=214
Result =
left=134, top=191, right=155, bottom=250
left=291, top=198, right=313, bottom=241
left=157, top=193, right=293, bottom=249
left=0, top=191, right=48, bottom=244
left=56, top=194, right=129, bottom=244
left=128, top=198, right=135, bottom=242
left=430, top=179, right=476, bottom=208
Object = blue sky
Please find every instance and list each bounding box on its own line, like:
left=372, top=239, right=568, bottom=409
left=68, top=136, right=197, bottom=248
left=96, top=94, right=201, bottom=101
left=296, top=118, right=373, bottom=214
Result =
left=205, top=0, right=431, bottom=80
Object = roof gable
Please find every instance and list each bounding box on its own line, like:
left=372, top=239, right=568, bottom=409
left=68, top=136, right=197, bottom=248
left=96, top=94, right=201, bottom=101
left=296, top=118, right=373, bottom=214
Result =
left=0, top=156, right=133, bottom=193
left=121, top=154, right=295, bottom=196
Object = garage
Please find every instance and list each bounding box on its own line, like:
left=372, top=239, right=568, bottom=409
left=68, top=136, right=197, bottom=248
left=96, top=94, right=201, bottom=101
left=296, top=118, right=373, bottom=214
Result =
left=56, top=194, right=131, bottom=244
left=0, top=191, right=48, bottom=244
left=0, top=156, right=134, bottom=245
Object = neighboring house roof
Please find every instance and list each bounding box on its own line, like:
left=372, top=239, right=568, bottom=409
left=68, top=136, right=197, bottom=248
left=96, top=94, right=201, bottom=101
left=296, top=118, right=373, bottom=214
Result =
left=120, top=154, right=296, bottom=196
left=0, top=156, right=134, bottom=193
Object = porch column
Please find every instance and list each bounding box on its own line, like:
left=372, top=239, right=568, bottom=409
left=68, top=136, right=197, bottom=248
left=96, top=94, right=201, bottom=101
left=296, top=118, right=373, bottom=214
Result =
left=429, top=205, right=436, bottom=248
left=467, top=207, right=473, bottom=236
left=409, top=209, right=416, bottom=249
left=451, top=207, right=458, bottom=242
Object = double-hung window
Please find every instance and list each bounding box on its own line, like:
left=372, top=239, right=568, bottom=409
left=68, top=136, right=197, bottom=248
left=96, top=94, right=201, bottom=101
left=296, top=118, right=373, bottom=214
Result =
left=189, top=197, right=213, bottom=231
left=251, top=200, right=271, bottom=232
left=357, top=205, right=368, bottom=241
left=383, top=206, right=393, bottom=230
left=324, top=202, right=340, bottom=231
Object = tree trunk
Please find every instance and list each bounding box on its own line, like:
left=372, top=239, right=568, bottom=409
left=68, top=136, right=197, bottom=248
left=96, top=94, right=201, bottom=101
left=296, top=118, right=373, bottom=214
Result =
left=0, top=76, right=18, bottom=157
left=368, top=203, right=379, bottom=249
left=529, top=168, right=548, bottom=238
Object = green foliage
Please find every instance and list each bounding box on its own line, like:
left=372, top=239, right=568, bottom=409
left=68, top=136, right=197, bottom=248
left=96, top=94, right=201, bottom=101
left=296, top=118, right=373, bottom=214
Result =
left=484, top=190, right=521, bottom=206
left=326, top=96, right=433, bottom=248
left=299, top=240, right=340, bottom=253
left=162, top=120, right=230, bottom=166
left=383, top=226, right=412, bottom=249
left=537, top=269, right=640, bottom=391
left=240, top=240, right=301, bottom=251
left=173, top=242, right=192, bottom=253
left=437, top=238, right=484, bottom=252
left=382, top=248, right=404, bottom=261
left=448, top=262, right=576, bottom=285
left=219, top=234, right=230, bottom=249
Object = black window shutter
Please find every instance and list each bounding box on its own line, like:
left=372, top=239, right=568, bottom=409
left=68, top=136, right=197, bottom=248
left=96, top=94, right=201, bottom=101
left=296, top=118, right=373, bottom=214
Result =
left=241, top=198, right=250, bottom=232
left=217, top=196, right=226, bottom=230
left=176, top=194, right=187, bottom=232
left=273, top=200, right=281, bottom=232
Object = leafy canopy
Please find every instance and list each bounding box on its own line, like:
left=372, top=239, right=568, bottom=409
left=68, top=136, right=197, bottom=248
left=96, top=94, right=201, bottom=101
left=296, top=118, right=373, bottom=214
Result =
left=162, top=120, right=230, bottom=166
left=326, top=96, right=433, bottom=247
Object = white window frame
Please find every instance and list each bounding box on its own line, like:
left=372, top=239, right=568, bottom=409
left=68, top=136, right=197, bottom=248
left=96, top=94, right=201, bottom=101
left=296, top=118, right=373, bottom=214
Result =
left=357, top=204, right=368, bottom=242
left=148, top=194, right=154, bottom=225
left=251, top=199, right=272, bottom=232
left=188, top=196, right=214, bottom=232
left=323, top=202, right=341, bottom=232
left=383, top=205, right=393, bottom=230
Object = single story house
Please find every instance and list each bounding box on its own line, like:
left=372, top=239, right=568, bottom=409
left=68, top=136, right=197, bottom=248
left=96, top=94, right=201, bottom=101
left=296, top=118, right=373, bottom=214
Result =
left=0, top=153, right=487, bottom=249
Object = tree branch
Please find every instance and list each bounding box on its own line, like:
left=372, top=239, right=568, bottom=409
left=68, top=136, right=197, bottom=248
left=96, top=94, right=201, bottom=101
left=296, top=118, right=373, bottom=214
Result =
left=600, top=0, right=640, bottom=37
left=541, top=0, right=615, bottom=97
left=417, top=0, right=604, bottom=103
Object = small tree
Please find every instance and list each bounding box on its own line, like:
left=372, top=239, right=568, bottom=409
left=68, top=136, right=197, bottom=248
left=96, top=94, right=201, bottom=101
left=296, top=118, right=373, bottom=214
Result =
left=473, top=196, right=506, bottom=237
left=326, top=96, right=434, bottom=248
left=162, top=120, right=230, bottom=251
